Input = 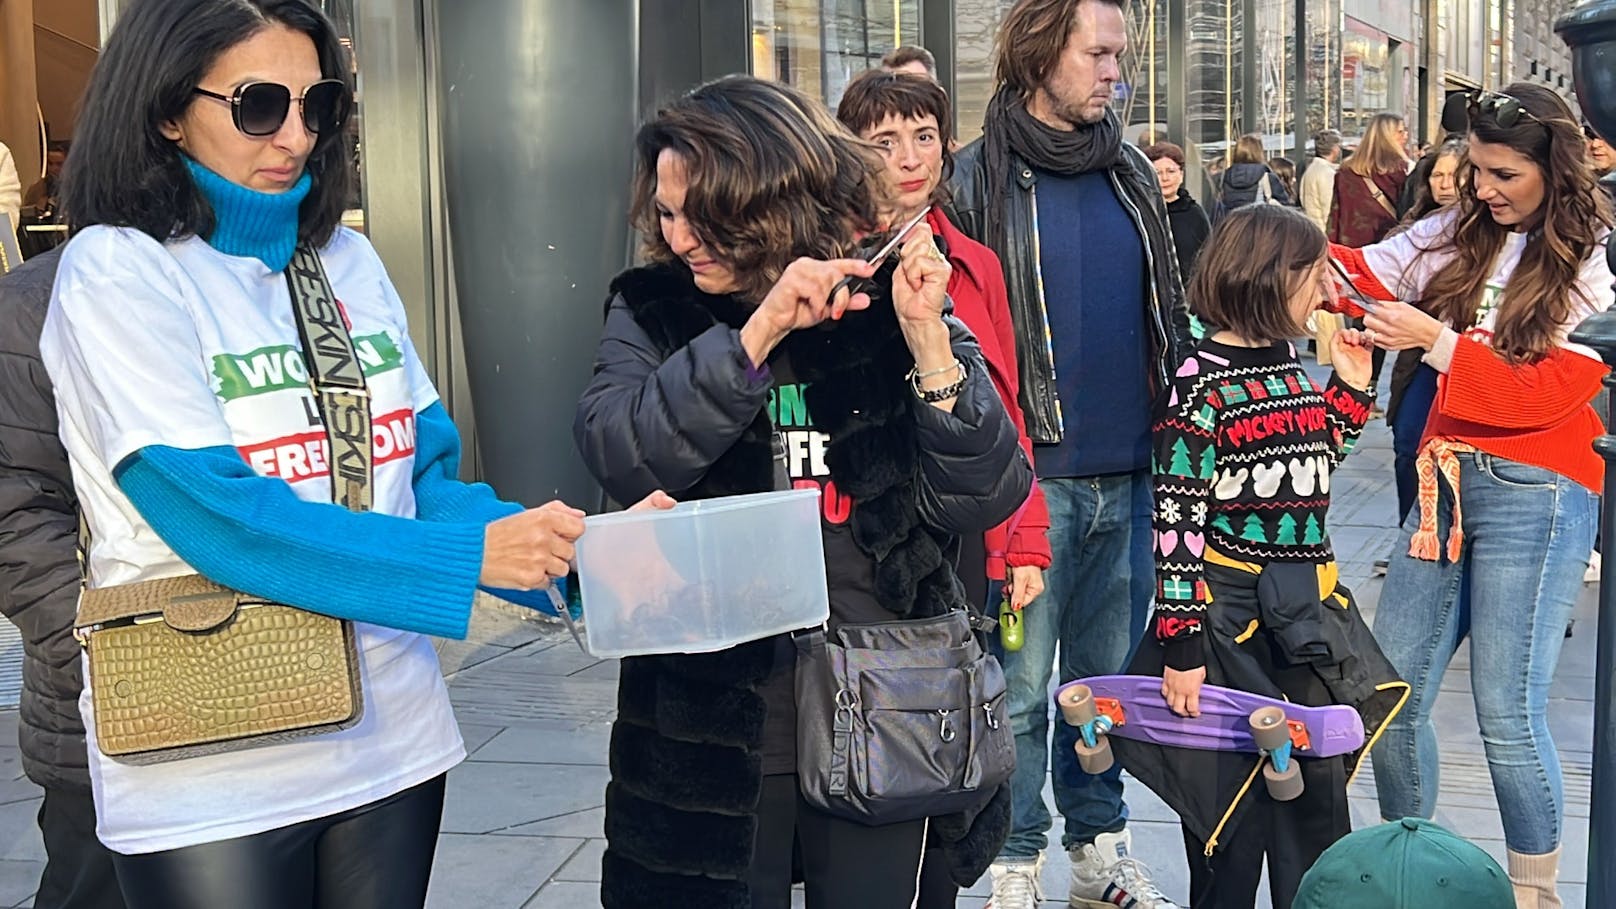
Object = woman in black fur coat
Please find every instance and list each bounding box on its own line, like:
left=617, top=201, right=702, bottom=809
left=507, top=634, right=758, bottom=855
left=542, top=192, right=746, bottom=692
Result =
left=574, top=76, right=1033, bottom=908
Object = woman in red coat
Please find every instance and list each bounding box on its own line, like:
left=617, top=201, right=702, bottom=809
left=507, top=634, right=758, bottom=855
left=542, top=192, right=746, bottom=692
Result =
left=836, top=70, right=1051, bottom=621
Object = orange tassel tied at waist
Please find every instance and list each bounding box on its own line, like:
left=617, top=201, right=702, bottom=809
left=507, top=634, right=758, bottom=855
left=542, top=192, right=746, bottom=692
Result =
left=1411, top=438, right=1476, bottom=563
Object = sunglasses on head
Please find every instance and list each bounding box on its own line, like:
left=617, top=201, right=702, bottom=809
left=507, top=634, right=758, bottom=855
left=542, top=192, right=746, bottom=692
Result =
left=1440, top=90, right=1542, bottom=134
left=192, top=79, right=350, bottom=138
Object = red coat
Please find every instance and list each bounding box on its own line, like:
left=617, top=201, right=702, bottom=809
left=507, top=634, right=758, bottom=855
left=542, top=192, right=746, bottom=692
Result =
left=929, top=209, right=1052, bottom=578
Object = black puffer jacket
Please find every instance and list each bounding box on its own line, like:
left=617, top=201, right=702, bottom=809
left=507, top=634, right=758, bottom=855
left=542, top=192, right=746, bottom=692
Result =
left=949, top=139, right=1195, bottom=444
left=1212, top=162, right=1290, bottom=222
left=0, top=247, right=89, bottom=792
left=575, top=262, right=1030, bottom=907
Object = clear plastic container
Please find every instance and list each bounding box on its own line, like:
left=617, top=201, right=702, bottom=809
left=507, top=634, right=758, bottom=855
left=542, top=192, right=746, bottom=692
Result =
left=574, top=489, right=830, bottom=657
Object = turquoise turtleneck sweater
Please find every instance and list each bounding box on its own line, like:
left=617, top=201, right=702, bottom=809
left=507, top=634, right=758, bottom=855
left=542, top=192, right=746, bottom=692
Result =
left=184, top=157, right=311, bottom=272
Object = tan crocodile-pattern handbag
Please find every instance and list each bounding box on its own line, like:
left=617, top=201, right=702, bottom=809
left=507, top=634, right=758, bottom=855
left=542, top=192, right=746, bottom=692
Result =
left=75, top=245, right=371, bottom=764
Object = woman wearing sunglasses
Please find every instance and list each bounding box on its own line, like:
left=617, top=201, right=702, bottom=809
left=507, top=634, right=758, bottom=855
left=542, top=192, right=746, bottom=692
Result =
left=1332, top=82, right=1613, bottom=907
left=40, top=2, right=606, bottom=906
left=574, top=75, right=1031, bottom=907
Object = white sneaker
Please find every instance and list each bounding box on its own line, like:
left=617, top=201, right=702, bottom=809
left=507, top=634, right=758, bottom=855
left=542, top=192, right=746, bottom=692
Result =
left=984, top=852, right=1044, bottom=909
left=1068, top=829, right=1180, bottom=908
left=1585, top=549, right=1601, bottom=584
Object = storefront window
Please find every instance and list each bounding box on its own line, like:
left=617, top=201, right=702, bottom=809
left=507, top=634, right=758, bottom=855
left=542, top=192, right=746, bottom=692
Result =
left=307, top=0, right=366, bottom=232
left=751, top=0, right=921, bottom=108
left=1118, top=0, right=1170, bottom=144
left=1187, top=0, right=1243, bottom=169
left=953, top=0, right=1015, bottom=143
left=1341, top=17, right=1390, bottom=138
left=1305, top=0, right=1342, bottom=138
left=1252, top=0, right=1295, bottom=154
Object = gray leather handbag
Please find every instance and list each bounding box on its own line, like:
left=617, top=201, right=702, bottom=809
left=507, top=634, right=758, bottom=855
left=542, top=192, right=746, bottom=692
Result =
left=794, top=610, right=1016, bottom=825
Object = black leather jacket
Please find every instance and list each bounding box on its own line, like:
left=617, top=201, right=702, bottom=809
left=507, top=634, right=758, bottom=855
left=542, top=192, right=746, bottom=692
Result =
left=949, top=138, right=1195, bottom=444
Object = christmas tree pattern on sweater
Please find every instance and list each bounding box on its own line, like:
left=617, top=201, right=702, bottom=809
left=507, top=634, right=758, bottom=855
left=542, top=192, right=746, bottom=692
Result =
left=1152, top=339, right=1373, bottom=646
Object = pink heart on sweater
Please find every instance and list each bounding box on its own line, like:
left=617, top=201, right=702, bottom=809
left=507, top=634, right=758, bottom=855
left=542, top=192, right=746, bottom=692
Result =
left=1159, top=530, right=1179, bottom=556
left=1176, top=357, right=1200, bottom=378
left=1185, top=532, right=1205, bottom=557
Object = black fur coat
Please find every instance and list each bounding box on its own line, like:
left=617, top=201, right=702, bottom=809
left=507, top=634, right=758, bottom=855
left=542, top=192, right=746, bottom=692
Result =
left=574, top=262, right=1031, bottom=907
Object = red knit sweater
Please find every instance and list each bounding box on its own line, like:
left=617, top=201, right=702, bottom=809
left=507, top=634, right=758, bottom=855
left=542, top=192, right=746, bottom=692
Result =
left=1332, top=242, right=1610, bottom=492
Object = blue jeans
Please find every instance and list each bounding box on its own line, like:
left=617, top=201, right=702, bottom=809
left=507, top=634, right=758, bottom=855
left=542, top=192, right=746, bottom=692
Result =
left=1371, top=452, right=1595, bottom=855
left=997, top=471, right=1154, bottom=858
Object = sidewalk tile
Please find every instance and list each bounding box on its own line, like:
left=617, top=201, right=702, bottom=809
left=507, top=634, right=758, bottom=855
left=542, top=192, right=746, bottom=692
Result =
left=425, top=833, right=577, bottom=909
left=440, top=761, right=609, bottom=834
left=471, top=722, right=611, bottom=767
left=522, top=881, right=600, bottom=909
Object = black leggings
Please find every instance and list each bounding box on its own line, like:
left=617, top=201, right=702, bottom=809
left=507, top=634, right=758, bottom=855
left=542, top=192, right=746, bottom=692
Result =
left=749, top=773, right=956, bottom=909
left=111, top=775, right=445, bottom=909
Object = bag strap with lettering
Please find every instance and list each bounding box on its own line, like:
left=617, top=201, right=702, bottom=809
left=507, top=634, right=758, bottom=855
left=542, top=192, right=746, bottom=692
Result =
left=286, top=244, right=374, bottom=513
left=1360, top=174, right=1398, bottom=220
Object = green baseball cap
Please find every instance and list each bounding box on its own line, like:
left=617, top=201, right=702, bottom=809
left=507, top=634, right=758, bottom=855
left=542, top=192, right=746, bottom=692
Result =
left=1294, top=818, right=1514, bottom=909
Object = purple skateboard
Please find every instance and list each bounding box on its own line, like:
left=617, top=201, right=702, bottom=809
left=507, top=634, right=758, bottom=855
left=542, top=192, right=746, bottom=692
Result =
left=1054, top=675, right=1366, bottom=800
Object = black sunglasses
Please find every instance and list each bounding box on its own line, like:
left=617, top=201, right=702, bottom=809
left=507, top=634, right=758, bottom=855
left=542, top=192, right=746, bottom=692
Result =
left=1441, top=90, right=1543, bottom=134
left=192, top=79, right=350, bottom=138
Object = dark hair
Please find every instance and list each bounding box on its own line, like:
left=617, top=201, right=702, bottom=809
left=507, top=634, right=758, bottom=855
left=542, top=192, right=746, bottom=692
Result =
left=1312, top=129, right=1342, bottom=158
left=63, top=0, right=354, bottom=248
left=882, top=45, right=937, bottom=78
left=1268, top=157, right=1297, bottom=198
left=1399, top=137, right=1467, bottom=227
left=836, top=69, right=954, bottom=210
left=1190, top=205, right=1326, bottom=342
left=995, top=0, right=1125, bottom=98
left=1418, top=83, right=1612, bottom=362
left=1143, top=141, right=1185, bottom=168
left=629, top=76, right=886, bottom=302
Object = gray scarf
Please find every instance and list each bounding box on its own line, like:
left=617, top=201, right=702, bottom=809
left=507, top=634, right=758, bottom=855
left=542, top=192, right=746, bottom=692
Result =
left=981, top=85, right=1123, bottom=251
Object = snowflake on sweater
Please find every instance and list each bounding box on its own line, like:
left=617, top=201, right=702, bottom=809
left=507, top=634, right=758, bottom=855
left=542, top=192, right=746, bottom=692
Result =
left=1190, top=500, right=1208, bottom=525
left=1159, top=499, right=1182, bottom=525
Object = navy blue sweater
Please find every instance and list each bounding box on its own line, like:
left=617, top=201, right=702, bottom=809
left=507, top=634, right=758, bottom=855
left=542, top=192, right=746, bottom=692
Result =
left=1032, top=168, right=1153, bottom=478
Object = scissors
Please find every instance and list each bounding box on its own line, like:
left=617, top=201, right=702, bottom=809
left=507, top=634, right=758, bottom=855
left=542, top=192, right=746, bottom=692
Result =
left=546, top=584, right=588, bottom=654
left=827, top=205, right=935, bottom=309
left=1325, top=255, right=1379, bottom=317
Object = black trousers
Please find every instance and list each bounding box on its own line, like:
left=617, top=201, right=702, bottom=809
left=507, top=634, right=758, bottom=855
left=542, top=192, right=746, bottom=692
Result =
left=111, top=775, right=445, bottom=909
left=1179, top=755, right=1350, bottom=909
left=748, top=774, right=957, bottom=909
left=35, top=788, right=126, bottom=909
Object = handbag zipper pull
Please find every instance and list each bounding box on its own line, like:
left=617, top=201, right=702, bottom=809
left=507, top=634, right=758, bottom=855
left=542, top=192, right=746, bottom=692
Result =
left=938, top=709, right=957, bottom=743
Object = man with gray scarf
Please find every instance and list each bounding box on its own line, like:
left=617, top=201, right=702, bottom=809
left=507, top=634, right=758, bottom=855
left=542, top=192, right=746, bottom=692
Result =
left=950, top=1, right=1192, bottom=906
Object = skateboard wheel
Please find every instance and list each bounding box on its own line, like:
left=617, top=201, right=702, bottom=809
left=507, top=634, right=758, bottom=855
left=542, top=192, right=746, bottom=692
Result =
left=1263, top=757, right=1304, bottom=801
left=1074, top=734, right=1114, bottom=774
left=1249, top=706, right=1291, bottom=752
left=1058, top=685, right=1097, bottom=726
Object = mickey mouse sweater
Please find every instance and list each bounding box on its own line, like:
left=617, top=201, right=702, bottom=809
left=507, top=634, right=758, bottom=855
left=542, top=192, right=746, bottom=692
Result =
left=1152, top=338, right=1373, bottom=669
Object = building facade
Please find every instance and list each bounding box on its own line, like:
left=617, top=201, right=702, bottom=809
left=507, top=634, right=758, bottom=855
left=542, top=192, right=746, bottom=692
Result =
left=3, top=0, right=1583, bottom=503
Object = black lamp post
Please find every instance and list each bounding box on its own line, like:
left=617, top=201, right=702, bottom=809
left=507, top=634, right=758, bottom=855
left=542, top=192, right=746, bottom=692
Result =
left=1556, top=4, right=1616, bottom=904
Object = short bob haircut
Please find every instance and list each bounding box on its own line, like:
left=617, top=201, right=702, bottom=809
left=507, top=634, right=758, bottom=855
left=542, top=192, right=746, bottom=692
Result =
left=63, top=0, right=354, bottom=248
left=995, top=0, right=1126, bottom=99
left=836, top=69, right=955, bottom=210
left=1190, top=204, right=1326, bottom=342
left=630, top=76, right=887, bottom=302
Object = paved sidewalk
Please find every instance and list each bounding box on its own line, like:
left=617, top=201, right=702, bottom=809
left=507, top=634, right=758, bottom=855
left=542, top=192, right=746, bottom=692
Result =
left=0, top=414, right=1599, bottom=908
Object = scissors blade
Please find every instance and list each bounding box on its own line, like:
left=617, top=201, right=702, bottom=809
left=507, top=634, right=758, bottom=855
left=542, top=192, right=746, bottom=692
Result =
left=866, top=205, right=934, bottom=266
left=546, top=585, right=588, bottom=654
left=1327, top=255, right=1379, bottom=314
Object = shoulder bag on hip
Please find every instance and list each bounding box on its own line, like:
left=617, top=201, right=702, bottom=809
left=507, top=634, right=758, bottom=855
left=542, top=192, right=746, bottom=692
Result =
left=74, top=245, right=370, bottom=765
left=1359, top=174, right=1399, bottom=219
left=794, top=608, right=1016, bottom=825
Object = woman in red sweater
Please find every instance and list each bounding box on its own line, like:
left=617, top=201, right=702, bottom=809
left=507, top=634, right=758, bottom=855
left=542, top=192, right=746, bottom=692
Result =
left=1332, top=83, right=1612, bottom=906
left=836, top=70, right=1051, bottom=621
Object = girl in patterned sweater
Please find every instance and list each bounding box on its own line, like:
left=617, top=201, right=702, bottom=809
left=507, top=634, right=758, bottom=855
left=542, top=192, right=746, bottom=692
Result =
left=1121, top=205, right=1406, bottom=909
